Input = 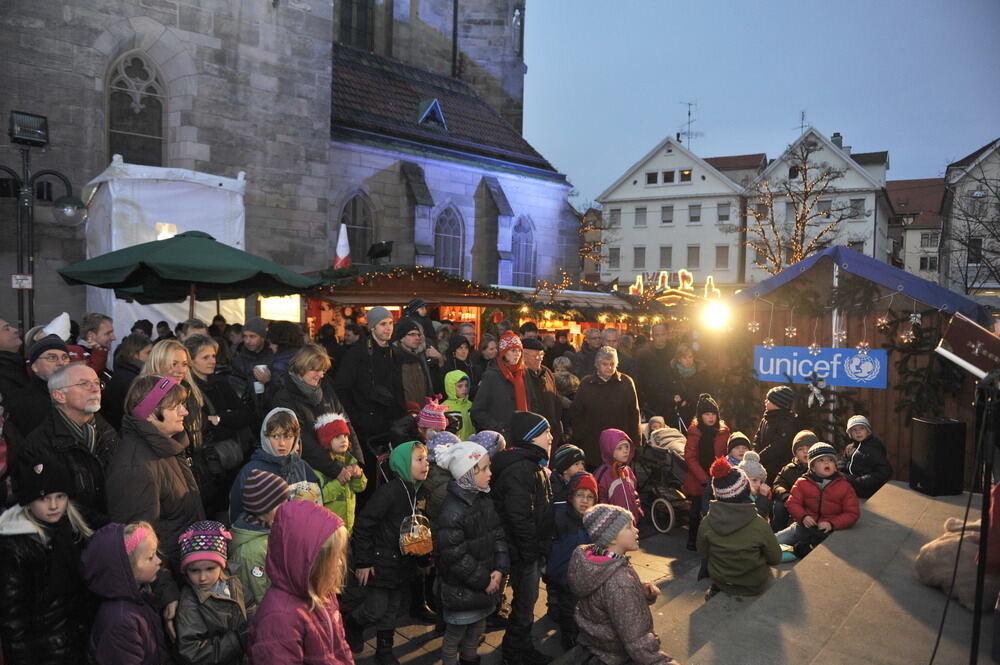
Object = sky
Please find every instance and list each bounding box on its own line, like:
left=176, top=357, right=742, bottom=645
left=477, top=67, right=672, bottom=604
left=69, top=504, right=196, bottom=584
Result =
left=522, top=0, right=1000, bottom=207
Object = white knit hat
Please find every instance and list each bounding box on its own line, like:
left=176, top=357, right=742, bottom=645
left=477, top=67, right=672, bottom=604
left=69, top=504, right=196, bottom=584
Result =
left=434, top=441, right=488, bottom=480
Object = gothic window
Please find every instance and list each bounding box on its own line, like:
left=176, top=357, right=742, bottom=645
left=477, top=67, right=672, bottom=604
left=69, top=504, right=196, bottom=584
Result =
left=340, top=195, right=374, bottom=266
left=108, top=52, right=165, bottom=166
left=339, top=0, right=375, bottom=51
left=512, top=218, right=535, bottom=287
left=434, top=208, right=464, bottom=276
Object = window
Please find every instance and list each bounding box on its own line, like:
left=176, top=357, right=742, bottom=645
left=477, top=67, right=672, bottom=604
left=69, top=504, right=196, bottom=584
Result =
left=340, top=195, right=373, bottom=266
left=850, top=199, right=866, bottom=219
left=433, top=208, right=464, bottom=276
left=848, top=240, right=865, bottom=253
left=339, top=0, right=375, bottom=50
left=920, top=232, right=940, bottom=248
left=512, top=219, right=536, bottom=287
left=968, top=238, right=984, bottom=266
left=108, top=52, right=166, bottom=167
left=645, top=172, right=658, bottom=185
left=715, top=245, right=730, bottom=270
left=608, top=208, right=621, bottom=228
left=819, top=199, right=832, bottom=217
left=660, top=205, right=674, bottom=224
left=688, top=204, right=701, bottom=224
left=634, top=207, right=647, bottom=227
left=663, top=170, right=675, bottom=183
left=687, top=245, right=700, bottom=270
left=755, top=247, right=766, bottom=265
left=607, top=247, right=621, bottom=270
left=633, top=246, right=645, bottom=270
left=680, top=169, right=692, bottom=182
left=717, top=202, right=730, bottom=222
left=785, top=202, right=797, bottom=223
left=919, top=256, right=938, bottom=272
left=659, top=246, right=672, bottom=269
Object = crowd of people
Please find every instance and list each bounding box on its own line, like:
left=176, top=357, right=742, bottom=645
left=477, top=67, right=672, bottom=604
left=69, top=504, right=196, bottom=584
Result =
left=0, top=301, right=895, bottom=665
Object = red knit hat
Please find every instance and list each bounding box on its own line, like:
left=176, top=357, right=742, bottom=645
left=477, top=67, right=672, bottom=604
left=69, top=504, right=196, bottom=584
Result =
left=498, top=331, right=523, bottom=355
left=314, top=413, right=350, bottom=450
left=568, top=471, right=599, bottom=499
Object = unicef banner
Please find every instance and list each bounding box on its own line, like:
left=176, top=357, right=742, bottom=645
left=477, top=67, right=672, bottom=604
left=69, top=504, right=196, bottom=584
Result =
left=753, top=345, right=888, bottom=389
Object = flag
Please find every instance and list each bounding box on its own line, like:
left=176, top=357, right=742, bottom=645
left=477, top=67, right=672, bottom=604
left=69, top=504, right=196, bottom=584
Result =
left=333, top=224, right=351, bottom=269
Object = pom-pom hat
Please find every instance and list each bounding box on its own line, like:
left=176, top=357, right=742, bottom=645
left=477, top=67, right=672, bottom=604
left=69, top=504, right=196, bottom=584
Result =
left=314, top=413, right=350, bottom=450
left=727, top=431, right=752, bottom=455
left=417, top=398, right=449, bottom=430
left=710, top=457, right=751, bottom=502
left=178, top=520, right=231, bottom=572
left=737, top=450, right=767, bottom=481
left=427, top=431, right=461, bottom=462
left=498, top=331, right=523, bottom=355
left=695, top=393, right=720, bottom=417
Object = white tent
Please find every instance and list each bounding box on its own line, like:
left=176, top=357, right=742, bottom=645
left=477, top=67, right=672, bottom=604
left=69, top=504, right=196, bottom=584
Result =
left=82, top=155, right=248, bottom=332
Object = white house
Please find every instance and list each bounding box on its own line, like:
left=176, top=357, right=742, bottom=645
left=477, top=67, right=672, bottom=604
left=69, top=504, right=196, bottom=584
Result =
left=886, top=178, right=945, bottom=281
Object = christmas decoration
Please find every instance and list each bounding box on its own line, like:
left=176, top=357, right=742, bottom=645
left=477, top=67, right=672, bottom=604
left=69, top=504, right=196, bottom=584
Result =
left=875, top=314, right=891, bottom=331
left=784, top=325, right=798, bottom=338
left=900, top=327, right=916, bottom=344
left=748, top=320, right=760, bottom=333
left=762, top=337, right=775, bottom=350
left=833, top=328, right=848, bottom=343
left=856, top=341, right=871, bottom=355
left=808, top=342, right=822, bottom=356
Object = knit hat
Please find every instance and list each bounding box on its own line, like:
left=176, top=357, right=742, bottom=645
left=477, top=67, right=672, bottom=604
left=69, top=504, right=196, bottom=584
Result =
left=367, top=307, right=393, bottom=327
left=12, top=455, right=73, bottom=506
left=498, top=331, right=523, bottom=355
left=727, top=431, right=752, bottom=455
left=583, top=504, right=634, bottom=548
left=242, top=469, right=289, bottom=516
left=568, top=471, right=599, bottom=499
left=435, top=441, right=488, bottom=481
left=695, top=393, right=720, bottom=416
left=846, top=415, right=871, bottom=435
left=737, top=450, right=767, bottom=481
left=710, top=457, right=751, bottom=502
left=28, top=334, right=69, bottom=364
left=766, top=385, right=795, bottom=410
left=314, top=413, right=350, bottom=450
left=417, top=398, right=449, bottom=430
left=522, top=336, right=546, bottom=351
left=552, top=444, right=586, bottom=475
left=807, top=442, right=839, bottom=467
left=509, top=410, right=550, bottom=445
left=43, top=312, right=72, bottom=342
left=243, top=317, right=268, bottom=337
left=793, top=430, right=819, bottom=453
left=178, top=520, right=231, bottom=572
left=469, top=430, right=506, bottom=457
left=427, top=430, right=461, bottom=462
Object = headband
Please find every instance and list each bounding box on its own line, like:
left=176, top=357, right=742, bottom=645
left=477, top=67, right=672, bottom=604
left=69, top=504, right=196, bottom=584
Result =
left=132, top=376, right=180, bottom=420
left=124, top=527, right=152, bottom=555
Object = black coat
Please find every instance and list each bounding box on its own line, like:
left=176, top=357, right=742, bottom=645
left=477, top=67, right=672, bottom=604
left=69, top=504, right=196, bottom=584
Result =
left=634, top=344, right=677, bottom=418
left=569, top=372, right=642, bottom=464
left=102, top=357, right=142, bottom=432
left=470, top=361, right=530, bottom=439
left=351, top=478, right=424, bottom=589
left=752, top=408, right=800, bottom=479
left=526, top=366, right=564, bottom=442
left=840, top=434, right=893, bottom=499
left=332, top=338, right=405, bottom=445
left=195, top=374, right=254, bottom=445
left=5, top=375, right=53, bottom=438
left=433, top=482, right=509, bottom=612
left=0, top=350, right=28, bottom=402
left=489, top=444, right=552, bottom=564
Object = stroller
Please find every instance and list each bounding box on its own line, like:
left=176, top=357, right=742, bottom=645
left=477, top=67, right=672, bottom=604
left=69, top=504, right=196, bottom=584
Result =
left=633, top=424, right=689, bottom=533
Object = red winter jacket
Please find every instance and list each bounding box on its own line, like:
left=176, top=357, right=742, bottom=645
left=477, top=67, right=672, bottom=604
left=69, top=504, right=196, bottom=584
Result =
left=683, top=421, right=730, bottom=497
left=787, top=473, right=860, bottom=531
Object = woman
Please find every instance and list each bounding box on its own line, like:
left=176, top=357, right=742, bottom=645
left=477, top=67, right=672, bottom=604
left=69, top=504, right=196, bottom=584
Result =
left=471, top=334, right=497, bottom=389
left=670, top=344, right=708, bottom=426
left=267, top=321, right=306, bottom=388
left=102, top=333, right=152, bottom=430
left=470, top=331, right=530, bottom=439
left=442, top=334, right=475, bottom=391
left=682, top=392, right=729, bottom=550
left=568, top=346, right=641, bottom=464
left=183, top=334, right=253, bottom=444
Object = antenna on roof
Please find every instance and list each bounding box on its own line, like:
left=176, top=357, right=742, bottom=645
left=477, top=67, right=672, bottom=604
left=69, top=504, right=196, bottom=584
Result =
left=678, top=101, right=703, bottom=150
left=796, top=110, right=808, bottom=133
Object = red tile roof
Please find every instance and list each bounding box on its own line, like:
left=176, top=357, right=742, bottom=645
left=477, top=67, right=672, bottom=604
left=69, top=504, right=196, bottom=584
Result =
left=330, top=43, right=555, bottom=172
left=886, top=178, right=945, bottom=229
left=703, top=153, right=767, bottom=171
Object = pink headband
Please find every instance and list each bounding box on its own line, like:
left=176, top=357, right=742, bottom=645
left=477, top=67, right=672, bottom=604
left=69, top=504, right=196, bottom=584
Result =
left=124, top=527, right=152, bottom=555
left=132, top=376, right=180, bottom=420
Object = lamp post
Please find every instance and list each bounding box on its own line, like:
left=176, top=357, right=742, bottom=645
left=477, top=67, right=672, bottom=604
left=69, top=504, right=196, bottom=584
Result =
left=3, top=111, right=88, bottom=330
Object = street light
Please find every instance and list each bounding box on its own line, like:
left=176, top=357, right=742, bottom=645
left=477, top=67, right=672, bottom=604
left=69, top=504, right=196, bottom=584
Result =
left=3, top=111, right=88, bottom=330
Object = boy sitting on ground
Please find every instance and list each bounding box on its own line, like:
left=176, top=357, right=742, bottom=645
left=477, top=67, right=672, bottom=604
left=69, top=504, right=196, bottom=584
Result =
left=840, top=415, right=893, bottom=499
left=771, top=430, right=816, bottom=531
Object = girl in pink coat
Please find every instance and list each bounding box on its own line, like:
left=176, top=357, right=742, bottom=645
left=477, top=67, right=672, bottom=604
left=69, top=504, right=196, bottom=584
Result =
left=594, top=429, right=644, bottom=523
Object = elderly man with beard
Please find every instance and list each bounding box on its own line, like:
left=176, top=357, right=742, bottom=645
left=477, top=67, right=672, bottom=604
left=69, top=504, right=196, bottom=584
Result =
left=19, top=363, right=119, bottom=526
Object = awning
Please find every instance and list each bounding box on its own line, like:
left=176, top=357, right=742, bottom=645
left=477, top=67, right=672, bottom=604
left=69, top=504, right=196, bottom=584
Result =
left=310, top=266, right=510, bottom=307
left=498, top=286, right=634, bottom=311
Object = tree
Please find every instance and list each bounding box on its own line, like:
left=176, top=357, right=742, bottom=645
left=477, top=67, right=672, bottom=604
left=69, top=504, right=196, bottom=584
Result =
left=942, top=157, right=1000, bottom=295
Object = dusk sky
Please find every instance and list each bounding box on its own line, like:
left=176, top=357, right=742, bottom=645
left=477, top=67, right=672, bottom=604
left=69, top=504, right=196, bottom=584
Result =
left=522, top=0, right=1000, bottom=206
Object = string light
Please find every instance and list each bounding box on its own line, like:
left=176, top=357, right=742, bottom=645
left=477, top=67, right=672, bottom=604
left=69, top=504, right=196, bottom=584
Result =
left=784, top=307, right=797, bottom=339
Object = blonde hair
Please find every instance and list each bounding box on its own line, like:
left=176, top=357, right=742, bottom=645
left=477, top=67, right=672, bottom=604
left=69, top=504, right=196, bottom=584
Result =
left=307, top=526, right=349, bottom=610
left=141, top=339, right=204, bottom=406
left=290, top=344, right=332, bottom=377
left=123, top=521, right=157, bottom=568
left=24, top=500, right=93, bottom=544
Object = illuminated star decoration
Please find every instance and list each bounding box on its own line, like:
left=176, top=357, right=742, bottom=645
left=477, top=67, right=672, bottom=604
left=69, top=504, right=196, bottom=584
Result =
left=875, top=314, right=891, bottom=332
left=807, top=342, right=821, bottom=356
left=856, top=341, right=871, bottom=355
left=833, top=329, right=848, bottom=343
left=784, top=325, right=797, bottom=338
left=762, top=337, right=775, bottom=350
left=748, top=320, right=760, bottom=333
left=900, top=327, right=916, bottom=344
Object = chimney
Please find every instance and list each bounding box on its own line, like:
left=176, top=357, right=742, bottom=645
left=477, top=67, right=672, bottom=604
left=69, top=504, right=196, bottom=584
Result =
left=831, top=132, right=843, bottom=148
left=676, top=132, right=682, bottom=142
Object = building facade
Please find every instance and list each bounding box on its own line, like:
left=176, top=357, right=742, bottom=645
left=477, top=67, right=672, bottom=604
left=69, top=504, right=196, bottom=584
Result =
left=886, top=178, right=945, bottom=280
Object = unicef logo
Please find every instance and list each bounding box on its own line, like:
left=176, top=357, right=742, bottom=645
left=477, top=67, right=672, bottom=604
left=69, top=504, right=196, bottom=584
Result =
left=843, top=353, right=881, bottom=382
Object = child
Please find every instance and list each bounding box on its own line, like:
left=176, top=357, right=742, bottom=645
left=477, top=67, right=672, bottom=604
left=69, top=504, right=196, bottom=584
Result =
left=441, top=371, right=475, bottom=439
left=595, top=429, right=643, bottom=524
left=569, top=505, right=679, bottom=665
left=738, top=451, right=773, bottom=520
left=417, top=398, right=449, bottom=441
left=83, top=521, right=168, bottom=665
left=777, top=442, right=861, bottom=553
left=423, top=431, right=461, bottom=523
left=312, top=413, right=367, bottom=531
left=347, top=441, right=431, bottom=662
left=726, top=431, right=751, bottom=466
left=683, top=393, right=730, bottom=550
left=230, top=469, right=289, bottom=615
left=697, top=458, right=781, bottom=599
left=644, top=415, right=666, bottom=442
left=771, top=430, right=817, bottom=531
left=176, top=521, right=248, bottom=665
left=469, top=429, right=506, bottom=458
left=229, top=407, right=322, bottom=522
left=0, top=455, right=92, bottom=665
left=433, top=441, right=509, bottom=665
left=550, top=443, right=587, bottom=502
left=548, top=472, right=598, bottom=649
left=752, top=385, right=800, bottom=482
left=249, top=500, right=353, bottom=665
left=840, top=415, right=893, bottom=499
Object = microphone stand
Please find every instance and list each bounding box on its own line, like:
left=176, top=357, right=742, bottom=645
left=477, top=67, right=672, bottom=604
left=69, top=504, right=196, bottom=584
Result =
left=970, top=372, right=997, bottom=665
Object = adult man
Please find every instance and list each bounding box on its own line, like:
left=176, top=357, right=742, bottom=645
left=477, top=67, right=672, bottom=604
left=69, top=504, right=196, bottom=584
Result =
left=403, top=297, right=437, bottom=342
left=543, top=330, right=575, bottom=370
left=5, top=335, right=71, bottom=436
left=79, top=312, right=116, bottom=377
left=600, top=327, right=635, bottom=378
left=457, top=321, right=477, bottom=347
left=20, top=363, right=118, bottom=526
left=177, top=318, right=209, bottom=342
left=519, top=321, right=540, bottom=340
left=0, top=317, right=27, bottom=398
left=636, top=322, right=678, bottom=419
left=572, top=328, right=604, bottom=378
left=522, top=337, right=564, bottom=442
left=229, top=317, right=274, bottom=407
left=330, top=322, right=364, bottom=371
left=392, top=318, right=440, bottom=403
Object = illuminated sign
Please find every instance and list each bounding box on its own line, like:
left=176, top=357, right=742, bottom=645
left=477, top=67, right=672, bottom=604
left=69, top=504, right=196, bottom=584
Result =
left=619, top=270, right=722, bottom=305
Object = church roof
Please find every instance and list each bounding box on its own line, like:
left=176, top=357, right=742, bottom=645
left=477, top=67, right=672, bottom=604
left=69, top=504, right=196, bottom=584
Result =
left=330, top=43, right=555, bottom=172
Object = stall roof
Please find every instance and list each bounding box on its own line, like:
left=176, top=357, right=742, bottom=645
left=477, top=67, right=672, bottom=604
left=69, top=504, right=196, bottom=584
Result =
left=498, top=286, right=634, bottom=311
left=730, top=245, right=990, bottom=324
left=310, top=266, right=511, bottom=307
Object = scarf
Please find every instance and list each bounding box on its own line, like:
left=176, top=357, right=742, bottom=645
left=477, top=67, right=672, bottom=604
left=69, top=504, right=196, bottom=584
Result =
left=674, top=361, right=697, bottom=379
left=587, top=544, right=626, bottom=560
left=46, top=514, right=82, bottom=595
left=612, top=461, right=629, bottom=480
left=456, top=466, right=490, bottom=493
left=696, top=422, right=718, bottom=474
left=497, top=357, right=529, bottom=411
left=290, top=372, right=323, bottom=406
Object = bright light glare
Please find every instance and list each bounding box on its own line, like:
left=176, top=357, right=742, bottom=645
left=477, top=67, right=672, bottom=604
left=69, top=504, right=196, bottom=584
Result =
left=700, top=301, right=731, bottom=330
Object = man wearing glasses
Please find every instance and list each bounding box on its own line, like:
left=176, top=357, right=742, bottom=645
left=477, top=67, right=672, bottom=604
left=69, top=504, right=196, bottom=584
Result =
left=4, top=334, right=73, bottom=436
left=19, top=362, right=119, bottom=527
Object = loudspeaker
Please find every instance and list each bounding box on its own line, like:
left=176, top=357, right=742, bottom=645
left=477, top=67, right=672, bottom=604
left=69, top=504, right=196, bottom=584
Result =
left=909, top=417, right=965, bottom=496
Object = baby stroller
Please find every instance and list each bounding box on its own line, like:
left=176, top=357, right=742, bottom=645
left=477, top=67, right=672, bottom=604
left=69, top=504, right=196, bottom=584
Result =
left=633, top=425, right=689, bottom=533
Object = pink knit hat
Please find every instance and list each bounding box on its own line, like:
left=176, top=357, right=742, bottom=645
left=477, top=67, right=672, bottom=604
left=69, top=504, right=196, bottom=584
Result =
left=417, top=397, right=448, bottom=430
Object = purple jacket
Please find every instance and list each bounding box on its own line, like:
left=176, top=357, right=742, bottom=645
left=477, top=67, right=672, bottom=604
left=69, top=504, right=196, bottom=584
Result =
left=249, top=501, right=353, bottom=665
left=82, top=523, right=168, bottom=665
left=594, top=428, right=643, bottom=523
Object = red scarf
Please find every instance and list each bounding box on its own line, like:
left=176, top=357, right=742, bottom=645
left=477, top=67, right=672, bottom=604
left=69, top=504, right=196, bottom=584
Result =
left=497, top=357, right=529, bottom=411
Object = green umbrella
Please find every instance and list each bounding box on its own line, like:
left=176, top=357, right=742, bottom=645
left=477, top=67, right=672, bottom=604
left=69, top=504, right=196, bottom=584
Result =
left=58, top=230, right=319, bottom=316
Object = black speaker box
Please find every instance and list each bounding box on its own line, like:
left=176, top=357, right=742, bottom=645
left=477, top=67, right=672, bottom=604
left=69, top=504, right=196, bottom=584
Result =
left=909, top=417, right=965, bottom=496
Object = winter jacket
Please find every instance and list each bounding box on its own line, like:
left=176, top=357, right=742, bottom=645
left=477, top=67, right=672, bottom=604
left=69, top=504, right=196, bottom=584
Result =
left=193, top=373, right=254, bottom=445
left=433, top=481, right=510, bottom=612
left=787, top=472, right=861, bottom=531
left=229, top=342, right=274, bottom=396
left=527, top=364, right=564, bottom=442
left=230, top=518, right=271, bottom=614
left=840, top=433, right=893, bottom=499
left=82, top=523, right=169, bottom=665
left=772, top=459, right=808, bottom=501
left=683, top=421, right=731, bottom=498
left=571, top=344, right=600, bottom=379
left=489, top=443, right=552, bottom=564
left=102, top=358, right=141, bottom=431
left=696, top=500, right=781, bottom=596
left=594, top=428, right=643, bottom=523
left=569, top=372, right=642, bottom=463
left=0, top=506, right=89, bottom=665
left=667, top=362, right=709, bottom=426
left=470, top=361, right=531, bottom=438
left=422, top=463, right=452, bottom=524
left=393, top=341, right=438, bottom=403
left=0, top=349, right=28, bottom=399
left=248, top=500, right=353, bottom=665
left=752, top=408, right=800, bottom=478
left=105, top=415, right=205, bottom=567
left=331, top=338, right=406, bottom=446
left=4, top=375, right=53, bottom=437
left=441, top=369, right=474, bottom=439
left=568, top=546, right=678, bottom=665
left=547, top=502, right=588, bottom=587
left=316, top=451, right=367, bottom=532
left=175, top=576, right=247, bottom=665
left=634, top=344, right=678, bottom=417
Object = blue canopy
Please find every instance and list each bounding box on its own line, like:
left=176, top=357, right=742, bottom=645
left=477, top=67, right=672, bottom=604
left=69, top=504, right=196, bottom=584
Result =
left=730, top=245, right=990, bottom=325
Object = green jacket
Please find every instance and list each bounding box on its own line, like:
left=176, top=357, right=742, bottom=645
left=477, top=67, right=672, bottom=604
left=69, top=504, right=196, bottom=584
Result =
left=441, top=370, right=474, bottom=440
left=229, top=519, right=271, bottom=614
left=315, top=451, right=367, bottom=532
left=696, top=500, right=781, bottom=596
